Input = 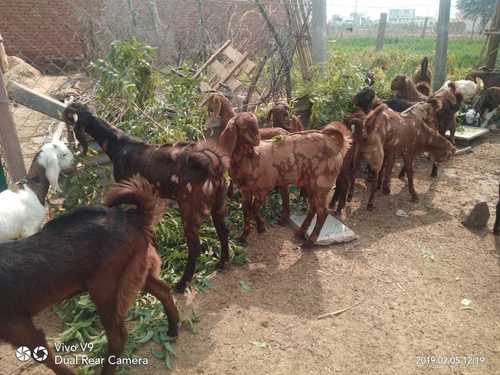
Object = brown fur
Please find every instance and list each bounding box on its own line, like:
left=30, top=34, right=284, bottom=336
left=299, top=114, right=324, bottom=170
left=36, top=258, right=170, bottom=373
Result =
left=329, top=111, right=366, bottom=216
left=0, top=176, right=179, bottom=375
left=63, top=104, right=229, bottom=293
left=205, top=92, right=237, bottom=133
left=266, top=103, right=305, bottom=132
left=220, top=113, right=351, bottom=246
left=413, top=56, right=432, bottom=85
left=416, top=81, right=433, bottom=97
left=391, top=74, right=428, bottom=102
left=362, top=103, right=455, bottom=210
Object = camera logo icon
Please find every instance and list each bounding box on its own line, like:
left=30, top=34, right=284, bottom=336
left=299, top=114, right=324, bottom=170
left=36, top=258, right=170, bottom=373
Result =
left=15, top=346, right=31, bottom=362
left=32, top=346, right=49, bottom=362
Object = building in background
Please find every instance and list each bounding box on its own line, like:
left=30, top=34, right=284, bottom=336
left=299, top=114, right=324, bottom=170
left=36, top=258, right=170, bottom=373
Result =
left=388, top=9, right=416, bottom=24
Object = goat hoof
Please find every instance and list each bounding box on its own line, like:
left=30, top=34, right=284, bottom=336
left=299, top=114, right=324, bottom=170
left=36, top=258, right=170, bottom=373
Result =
left=295, top=231, right=306, bottom=240
left=411, top=196, right=419, bottom=203
left=301, top=240, right=315, bottom=249
left=278, top=216, right=289, bottom=226
left=382, top=187, right=391, bottom=195
left=174, top=282, right=187, bottom=294
left=367, top=203, right=374, bottom=211
left=257, top=226, right=266, bottom=234
left=167, top=327, right=179, bottom=338
left=237, top=235, right=248, bottom=245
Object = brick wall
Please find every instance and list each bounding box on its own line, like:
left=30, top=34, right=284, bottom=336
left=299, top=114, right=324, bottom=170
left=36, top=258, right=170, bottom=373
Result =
left=0, top=0, right=285, bottom=69
left=0, top=0, right=85, bottom=71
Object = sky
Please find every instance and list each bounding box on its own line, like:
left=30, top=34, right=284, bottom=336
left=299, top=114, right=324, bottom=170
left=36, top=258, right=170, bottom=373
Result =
left=327, top=0, right=459, bottom=21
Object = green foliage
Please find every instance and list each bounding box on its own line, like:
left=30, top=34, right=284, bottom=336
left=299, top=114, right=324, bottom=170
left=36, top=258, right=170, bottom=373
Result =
left=457, top=0, right=496, bottom=25
left=54, top=39, right=246, bottom=374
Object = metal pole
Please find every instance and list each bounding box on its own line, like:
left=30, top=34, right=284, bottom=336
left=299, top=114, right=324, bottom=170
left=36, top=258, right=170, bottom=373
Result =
left=311, top=0, right=327, bottom=69
left=421, top=17, right=429, bottom=38
left=486, top=0, right=500, bottom=70
left=433, top=0, right=451, bottom=91
left=375, top=13, right=388, bottom=51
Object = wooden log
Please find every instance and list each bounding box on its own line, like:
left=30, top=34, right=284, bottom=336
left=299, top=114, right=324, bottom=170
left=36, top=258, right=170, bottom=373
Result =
left=0, top=71, right=26, bottom=183
left=375, top=13, right=388, bottom=51
left=6, top=80, right=67, bottom=120
left=433, top=0, right=451, bottom=91
left=0, top=33, right=8, bottom=74
left=486, top=0, right=500, bottom=71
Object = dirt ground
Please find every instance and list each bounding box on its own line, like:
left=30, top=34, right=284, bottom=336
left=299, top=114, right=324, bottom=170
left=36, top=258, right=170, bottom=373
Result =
left=1, top=131, right=499, bottom=375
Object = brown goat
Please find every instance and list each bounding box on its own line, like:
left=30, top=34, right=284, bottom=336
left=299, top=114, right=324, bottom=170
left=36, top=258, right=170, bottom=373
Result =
left=0, top=177, right=179, bottom=375
left=220, top=112, right=351, bottom=246
left=473, top=86, right=500, bottom=127
left=329, top=112, right=366, bottom=216
left=413, top=57, right=432, bottom=84
left=362, top=103, right=455, bottom=210
left=204, top=92, right=237, bottom=135
left=63, top=103, right=229, bottom=293
left=391, top=74, right=428, bottom=102
left=267, top=103, right=305, bottom=132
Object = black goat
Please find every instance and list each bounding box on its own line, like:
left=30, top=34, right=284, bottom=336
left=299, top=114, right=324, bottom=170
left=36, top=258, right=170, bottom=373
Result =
left=63, top=104, right=229, bottom=292
left=0, top=177, right=179, bottom=375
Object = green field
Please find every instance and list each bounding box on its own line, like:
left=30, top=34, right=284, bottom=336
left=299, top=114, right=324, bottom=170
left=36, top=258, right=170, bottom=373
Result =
left=331, top=36, right=486, bottom=81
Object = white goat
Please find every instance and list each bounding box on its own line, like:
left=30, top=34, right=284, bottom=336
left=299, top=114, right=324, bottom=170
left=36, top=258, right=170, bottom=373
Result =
left=440, top=78, right=484, bottom=103
left=0, top=140, right=74, bottom=241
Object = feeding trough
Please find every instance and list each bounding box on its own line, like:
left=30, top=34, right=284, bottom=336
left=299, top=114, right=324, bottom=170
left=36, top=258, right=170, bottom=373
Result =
left=454, top=126, right=489, bottom=142
left=290, top=213, right=358, bottom=245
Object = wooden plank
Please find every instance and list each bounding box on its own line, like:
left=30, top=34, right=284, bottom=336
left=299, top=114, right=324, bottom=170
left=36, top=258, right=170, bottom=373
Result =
left=215, top=52, right=249, bottom=89
left=6, top=80, right=67, bottom=120
left=375, top=13, right=388, bottom=51
left=207, top=60, right=229, bottom=78
left=0, top=71, right=26, bottom=182
left=222, top=45, right=244, bottom=63
left=194, top=40, right=232, bottom=78
left=0, top=33, right=8, bottom=74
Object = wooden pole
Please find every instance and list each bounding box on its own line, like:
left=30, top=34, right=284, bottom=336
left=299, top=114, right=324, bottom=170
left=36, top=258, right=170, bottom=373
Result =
left=311, top=0, right=327, bottom=68
left=0, top=69, right=26, bottom=183
left=433, top=0, right=451, bottom=91
left=486, top=0, right=500, bottom=71
left=0, top=33, right=8, bottom=73
left=421, top=17, right=429, bottom=38
left=375, top=13, right=388, bottom=51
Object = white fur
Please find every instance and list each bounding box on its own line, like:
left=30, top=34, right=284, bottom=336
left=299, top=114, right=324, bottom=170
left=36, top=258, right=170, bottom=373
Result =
left=465, top=109, right=477, bottom=125
left=441, top=80, right=484, bottom=103
left=37, top=140, right=74, bottom=191
left=0, top=141, right=74, bottom=241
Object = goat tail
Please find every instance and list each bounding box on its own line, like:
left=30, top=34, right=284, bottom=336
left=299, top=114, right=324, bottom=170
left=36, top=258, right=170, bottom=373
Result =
left=105, top=176, right=163, bottom=242
left=420, top=57, right=429, bottom=79
left=322, top=122, right=352, bottom=159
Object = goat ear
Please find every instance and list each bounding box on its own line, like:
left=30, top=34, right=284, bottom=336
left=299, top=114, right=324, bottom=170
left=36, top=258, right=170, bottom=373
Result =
left=476, top=77, right=485, bottom=91
left=429, top=98, right=443, bottom=112
left=267, top=108, right=275, bottom=125
left=214, top=96, right=223, bottom=117
left=219, top=117, right=238, bottom=155
left=43, top=150, right=62, bottom=192
left=74, top=124, right=89, bottom=156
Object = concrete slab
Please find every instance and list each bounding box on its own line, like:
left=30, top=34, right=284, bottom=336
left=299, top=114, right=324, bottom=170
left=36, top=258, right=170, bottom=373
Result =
left=454, top=126, right=489, bottom=142
left=290, top=214, right=358, bottom=245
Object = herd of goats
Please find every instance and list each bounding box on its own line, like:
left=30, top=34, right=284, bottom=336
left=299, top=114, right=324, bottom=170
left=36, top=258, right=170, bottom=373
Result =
left=0, top=57, right=499, bottom=375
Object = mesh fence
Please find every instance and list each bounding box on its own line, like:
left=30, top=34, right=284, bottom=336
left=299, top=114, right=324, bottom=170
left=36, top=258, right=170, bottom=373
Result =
left=0, top=0, right=494, bottom=177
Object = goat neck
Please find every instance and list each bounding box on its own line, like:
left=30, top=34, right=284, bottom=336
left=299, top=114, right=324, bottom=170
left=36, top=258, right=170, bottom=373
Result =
left=24, top=156, right=50, bottom=205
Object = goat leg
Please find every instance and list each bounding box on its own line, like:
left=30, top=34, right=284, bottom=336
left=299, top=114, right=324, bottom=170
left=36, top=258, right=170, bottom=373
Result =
left=304, top=206, right=328, bottom=248
left=176, top=219, right=203, bottom=292
left=404, top=157, right=419, bottom=202
left=238, top=192, right=254, bottom=243
left=296, top=209, right=315, bottom=240
left=382, top=153, right=396, bottom=195
left=211, top=206, right=230, bottom=270
left=367, top=168, right=379, bottom=211
left=253, top=191, right=268, bottom=233
left=99, top=316, right=128, bottom=375
left=0, top=319, right=76, bottom=375
left=278, top=186, right=290, bottom=225
left=144, top=276, right=179, bottom=337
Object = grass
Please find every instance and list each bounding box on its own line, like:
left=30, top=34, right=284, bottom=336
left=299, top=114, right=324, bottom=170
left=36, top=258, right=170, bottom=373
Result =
left=331, top=36, right=486, bottom=81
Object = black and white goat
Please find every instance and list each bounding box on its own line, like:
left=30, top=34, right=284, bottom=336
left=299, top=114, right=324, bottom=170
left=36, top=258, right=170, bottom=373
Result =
left=0, top=141, right=74, bottom=241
